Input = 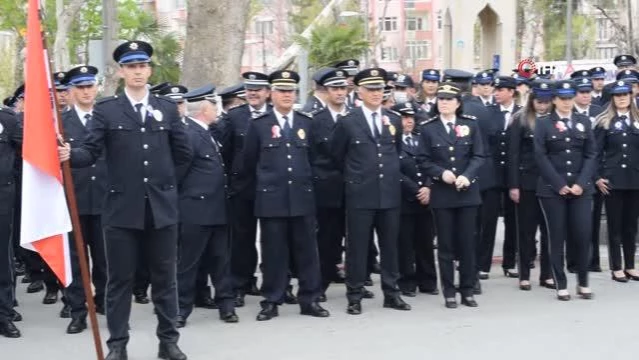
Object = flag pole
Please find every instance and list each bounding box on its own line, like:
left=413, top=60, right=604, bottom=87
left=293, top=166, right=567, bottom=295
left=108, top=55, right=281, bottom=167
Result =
left=35, top=3, right=105, bottom=360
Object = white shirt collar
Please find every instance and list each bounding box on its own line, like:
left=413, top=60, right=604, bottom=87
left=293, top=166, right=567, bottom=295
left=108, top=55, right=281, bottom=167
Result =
left=274, top=109, right=294, bottom=128
left=440, top=115, right=456, bottom=127
left=500, top=102, right=515, bottom=113
left=249, top=104, right=268, bottom=114
left=574, top=104, right=589, bottom=114
left=190, top=117, right=209, bottom=131
left=124, top=88, right=149, bottom=109
left=74, top=105, right=92, bottom=125
left=361, top=105, right=382, bottom=120
left=328, top=106, right=347, bottom=122
left=425, top=97, right=437, bottom=104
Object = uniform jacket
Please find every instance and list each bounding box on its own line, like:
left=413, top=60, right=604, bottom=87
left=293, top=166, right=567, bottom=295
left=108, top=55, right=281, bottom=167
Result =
left=179, top=118, right=228, bottom=225
left=399, top=133, right=431, bottom=214
left=534, top=112, right=597, bottom=198
left=70, top=93, right=193, bottom=229
left=573, top=104, right=604, bottom=123
left=302, top=95, right=325, bottom=113
left=419, top=114, right=486, bottom=209
left=310, top=107, right=343, bottom=209
left=239, top=110, right=315, bottom=218
left=62, top=108, right=108, bottom=215
left=507, top=113, right=540, bottom=191
left=0, top=108, right=21, bottom=215
left=594, top=114, right=639, bottom=190
left=330, top=107, right=403, bottom=210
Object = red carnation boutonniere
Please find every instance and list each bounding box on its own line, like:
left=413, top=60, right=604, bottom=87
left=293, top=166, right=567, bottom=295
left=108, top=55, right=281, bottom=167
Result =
left=455, top=125, right=470, bottom=137
left=555, top=121, right=566, bottom=132
left=271, top=125, right=281, bottom=138
left=382, top=115, right=390, bottom=126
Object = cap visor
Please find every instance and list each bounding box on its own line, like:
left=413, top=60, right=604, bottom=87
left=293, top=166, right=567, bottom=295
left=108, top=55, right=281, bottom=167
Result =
left=245, top=83, right=268, bottom=90
left=437, top=93, right=457, bottom=99
left=360, top=83, right=385, bottom=90
left=271, top=85, right=297, bottom=91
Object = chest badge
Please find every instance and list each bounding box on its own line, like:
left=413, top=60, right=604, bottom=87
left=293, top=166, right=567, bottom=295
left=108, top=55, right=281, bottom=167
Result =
left=575, top=122, right=584, bottom=132
left=615, top=121, right=623, bottom=130
left=0, top=122, right=3, bottom=134
left=634, top=122, right=639, bottom=129
left=389, top=124, right=396, bottom=136
left=297, top=128, right=306, bottom=140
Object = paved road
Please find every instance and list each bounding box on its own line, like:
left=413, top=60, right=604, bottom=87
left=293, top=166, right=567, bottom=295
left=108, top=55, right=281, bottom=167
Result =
left=2, top=256, right=638, bottom=360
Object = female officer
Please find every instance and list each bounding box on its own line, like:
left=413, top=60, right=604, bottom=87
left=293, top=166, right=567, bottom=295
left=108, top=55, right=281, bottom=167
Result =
left=508, top=81, right=555, bottom=291
left=594, top=80, right=639, bottom=282
left=419, top=84, right=485, bottom=308
left=534, top=80, right=597, bottom=301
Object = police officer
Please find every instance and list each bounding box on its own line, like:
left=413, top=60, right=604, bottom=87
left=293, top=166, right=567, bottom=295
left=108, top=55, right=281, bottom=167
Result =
left=302, top=67, right=332, bottom=112
left=477, top=76, right=520, bottom=279
left=219, top=71, right=271, bottom=307
left=218, top=84, right=246, bottom=114
left=310, top=69, right=349, bottom=298
left=534, top=80, right=596, bottom=301
left=418, top=84, right=485, bottom=308
left=601, top=54, right=637, bottom=105
left=335, top=59, right=360, bottom=107
left=593, top=80, right=639, bottom=282
left=508, top=81, right=555, bottom=290
left=616, top=69, right=639, bottom=107
left=58, top=40, right=191, bottom=360
left=0, top=106, right=21, bottom=338
left=54, top=71, right=72, bottom=110
left=394, top=74, right=429, bottom=124
left=394, top=102, right=438, bottom=297
left=416, top=69, right=440, bottom=116
left=60, top=65, right=108, bottom=334
left=331, top=68, right=411, bottom=315
left=239, top=70, right=329, bottom=321
left=175, top=84, right=238, bottom=328
left=589, top=67, right=607, bottom=107
left=159, top=84, right=188, bottom=120
left=474, top=71, right=496, bottom=106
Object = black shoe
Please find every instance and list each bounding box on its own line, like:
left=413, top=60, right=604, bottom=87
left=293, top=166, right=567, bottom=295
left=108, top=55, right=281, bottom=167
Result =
left=27, top=280, right=44, bottom=293
left=59, top=303, right=71, bottom=318
left=473, top=280, right=482, bottom=295
left=624, top=271, right=639, bottom=281
left=234, top=294, right=245, bottom=308
left=11, top=309, right=22, bottom=322
left=445, top=298, right=458, bottom=309
left=42, top=290, right=58, bottom=304
left=364, top=277, right=374, bottom=287
left=346, top=301, right=362, bottom=315
left=133, top=292, right=149, bottom=304
left=105, top=347, right=128, bottom=360
left=246, top=282, right=261, bottom=296
left=576, top=287, right=594, bottom=300
left=284, top=288, right=298, bottom=305
left=318, top=293, right=327, bottom=302
left=176, top=315, right=186, bottom=328
left=362, top=289, right=375, bottom=299
left=256, top=303, right=278, bottom=321
left=478, top=272, right=489, bottom=280
left=503, top=269, right=518, bottom=278
left=589, top=265, right=602, bottom=273
left=371, top=262, right=381, bottom=274
left=21, top=273, right=32, bottom=284
left=401, top=290, right=417, bottom=297
left=194, top=295, right=218, bottom=309
left=383, top=296, right=411, bottom=311
left=567, top=267, right=577, bottom=274
left=15, top=262, right=25, bottom=277
left=539, top=280, right=557, bottom=289
left=612, top=273, right=629, bottom=283
left=220, top=310, right=239, bottom=323
left=519, top=282, right=532, bottom=291
left=96, top=304, right=105, bottom=315
left=0, top=321, right=20, bottom=338
left=333, top=269, right=346, bottom=284
left=529, top=261, right=536, bottom=269
left=66, top=317, right=87, bottom=334
left=556, top=291, right=571, bottom=301
left=461, top=296, right=478, bottom=307
left=418, top=287, right=440, bottom=295
left=158, top=343, right=187, bottom=360
left=300, top=302, right=330, bottom=317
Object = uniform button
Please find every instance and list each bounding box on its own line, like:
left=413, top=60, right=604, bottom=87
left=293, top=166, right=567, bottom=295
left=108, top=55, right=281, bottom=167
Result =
left=91, top=176, right=96, bottom=181
left=452, top=167, right=457, bottom=172
left=323, top=137, right=328, bottom=141
left=567, top=172, right=572, bottom=176
left=379, top=164, right=383, bottom=168
left=288, top=180, right=292, bottom=184
left=623, top=133, right=627, bottom=136
left=287, top=155, right=292, bottom=159
left=286, top=143, right=291, bottom=147
left=418, top=181, right=423, bottom=186
left=143, top=161, right=149, bottom=166
left=449, top=146, right=454, bottom=151
left=500, top=161, right=505, bottom=165
left=378, top=153, right=382, bottom=158
left=288, top=167, right=292, bottom=172
left=450, top=157, right=455, bottom=161
left=143, top=178, right=148, bottom=182
left=141, top=128, right=146, bottom=132
left=565, top=138, right=571, bottom=142
left=143, top=144, right=149, bottom=149
left=623, top=154, right=628, bottom=158
left=118, top=125, right=123, bottom=129
left=91, top=164, right=96, bottom=168
left=205, top=154, right=210, bottom=158
left=566, top=161, right=572, bottom=165
left=159, top=126, right=164, bottom=130
left=501, top=131, right=506, bottom=135
left=377, top=144, right=381, bottom=148
left=566, top=149, right=571, bottom=153
left=200, top=195, right=205, bottom=199
left=417, top=173, right=422, bottom=177
left=501, top=152, right=506, bottom=155
left=379, top=174, right=384, bottom=178
left=500, top=142, right=505, bottom=146
left=622, top=164, right=627, bottom=168
left=356, top=140, right=360, bottom=144
left=623, top=143, right=628, bottom=148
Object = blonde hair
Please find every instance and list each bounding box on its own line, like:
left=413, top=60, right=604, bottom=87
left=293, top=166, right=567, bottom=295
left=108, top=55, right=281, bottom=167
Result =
left=516, top=92, right=544, bottom=130
left=595, top=94, right=639, bottom=129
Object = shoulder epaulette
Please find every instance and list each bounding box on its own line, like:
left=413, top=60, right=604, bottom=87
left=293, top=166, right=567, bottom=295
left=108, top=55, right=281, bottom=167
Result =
left=154, top=94, right=177, bottom=104
left=96, top=95, right=118, bottom=104
left=228, top=103, right=249, bottom=115
left=419, top=116, right=438, bottom=126
left=252, top=111, right=269, bottom=120
left=0, top=107, right=16, bottom=115
left=387, top=109, right=400, bottom=116
left=461, top=114, right=477, bottom=120
left=295, top=109, right=313, bottom=119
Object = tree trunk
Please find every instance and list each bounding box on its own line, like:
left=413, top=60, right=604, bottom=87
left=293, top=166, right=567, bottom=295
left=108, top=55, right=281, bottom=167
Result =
left=181, top=0, right=250, bottom=87
left=52, top=0, right=84, bottom=71
left=101, top=0, right=120, bottom=96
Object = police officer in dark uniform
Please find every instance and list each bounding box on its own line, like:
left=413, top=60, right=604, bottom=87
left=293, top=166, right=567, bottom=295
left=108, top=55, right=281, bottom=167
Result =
left=534, top=80, right=596, bottom=301
left=219, top=72, right=271, bottom=307
left=218, top=84, right=246, bottom=114
left=601, top=54, right=637, bottom=105
left=394, top=102, right=438, bottom=297
left=335, top=59, right=360, bottom=107
left=394, top=73, right=430, bottom=124
left=302, top=67, right=333, bottom=112
left=331, top=68, right=411, bottom=315
left=416, top=69, right=440, bottom=117
left=477, top=76, right=520, bottom=279
left=239, top=70, right=329, bottom=321
left=474, top=71, right=496, bottom=106
left=593, top=80, right=639, bottom=282
left=310, top=69, right=349, bottom=299
left=175, top=84, right=237, bottom=328
left=0, top=106, right=21, bottom=338
left=589, top=67, right=607, bottom=107
left=419, top=84, right=485, bottom=308
left=60, top=65, right=108, bottom=334
left=616, top=69, right=639, bottom=107
left=59, top=40, right=191, bottom=360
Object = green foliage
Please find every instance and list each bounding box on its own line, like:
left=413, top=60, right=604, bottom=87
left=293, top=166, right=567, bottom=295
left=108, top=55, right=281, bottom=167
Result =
left=289, top=0, right=326, bottom=34
left=149, top=32, right=182, bottom=85
left=295, top=19, right=368, bottom=69
left=544, top=14, right=595, bottom=60
left=68, top=0, right=103, bottom=64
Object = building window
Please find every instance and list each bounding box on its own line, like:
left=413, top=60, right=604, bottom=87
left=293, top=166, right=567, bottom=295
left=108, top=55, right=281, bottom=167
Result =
left=381, top=47, right=399, bottom=61
left=596, top=17, right=612, bottom=42
left=256, top=20, right=274, bottom=35
left=437, top=10, right=442, bottom=30
left=175, top=0, right=186, bottom=8
left=406, top=13, right=430, bottom=31
left=405, top=0, right=415, bottom=8
left=406, top=40, right=432, bottom=60
left=596, top=47, right=616, bottom=60
left=378, top=17, right=398, bottom=31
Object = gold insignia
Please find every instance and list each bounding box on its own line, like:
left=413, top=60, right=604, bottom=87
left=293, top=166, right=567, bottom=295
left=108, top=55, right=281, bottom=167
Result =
left=389, top=124, right=396, bottom=136
left=129, top=42, right=139, bottom=50
left=80, top=67, right=88, bottom=73
left=371, top=69, right=379, bottom=77
left=297, top=128, right=306, bottom=139
left=282, top=71, right=290, bottom=79
left=249, top=74, right=256, bottom=80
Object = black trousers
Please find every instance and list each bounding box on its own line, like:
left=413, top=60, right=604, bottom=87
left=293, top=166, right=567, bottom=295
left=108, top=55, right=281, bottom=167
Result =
left=195, top=259, right=212, bottom=299
left=539, top=196, right=592, bottom=290
left=316, top=207, right=345, bottom=290
left=133, top=246, right=150, bottom=296
left=345, top=208, right=400, bottom=303
left=0, top=214, right=14, bottom=322
left=229, top=197, right=258, bottom=295
left=605, top=190, right=639, bottom=271
left=103, top=203, right=179, bottom=349
left=477, top=188, right=517, bottom=272
left=567, top=191, right=603, bottom=270
left=24, top=248, right=60, bottom=291
left=65, top=214, right=107, bottom=319
left=433, top=206, right=478, bottom=298
left=517, top=191, right=551, bottom=281
left=259, top=216, right=321, bottom=306
left=177, top=223, right=233, bottom=318
left=398, top=207, right=437, bottom=292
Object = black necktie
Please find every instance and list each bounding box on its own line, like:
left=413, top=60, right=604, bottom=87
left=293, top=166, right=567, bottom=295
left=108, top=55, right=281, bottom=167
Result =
left=581, top=111, right=587, bottom=116
left=372, top=112, right=381, bottom=139
left=561, top=117, right=572, bottom=129
left=405, top=135, right=413, bottom=147
left=84, top=113, right=92, bottom=127
left=619, top=115, right=628, bottom=127
left=134, top=103, right=144, bottom=123
left=252, top=110, right=262, bottom=118
left=485, top=101, right=490, bottom=106
left=282, top=115, right=291, bottom=138
left=447, top=122, right=456, bottom=141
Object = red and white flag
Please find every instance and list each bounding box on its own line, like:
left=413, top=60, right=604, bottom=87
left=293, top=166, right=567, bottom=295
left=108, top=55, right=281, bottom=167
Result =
left=20, top=0, right=73, bottom=286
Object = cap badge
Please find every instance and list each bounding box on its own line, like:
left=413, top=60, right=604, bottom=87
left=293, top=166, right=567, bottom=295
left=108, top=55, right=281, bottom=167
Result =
left=618, top=80, right=625, bottom=86
left=57, top=73, right=64, bottom=79
left=336, top=71, right=343, bottom=77
left=80, top=67, right=88, bottom=73
left=282, top=71, right=290, bottom=79
left=249, top=74, right=256, bottom=80
left=371, top=69, right=379, bottom=76
left=582, top=79, right=588, bottom=84
left=563, top=83, right=570, bottom=89
left=129, top=42, right=139, bottom=50
left=622, top=55, right=627, bottom=60
left=540, top=83, right=548, bottom=89
left=171, top=87, right=179, bottom=93
left=348, top=60, right=355, bottom=66
left=429, top=70, right=436, bottom=74
left=406, top=102, right=412, bottom=108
